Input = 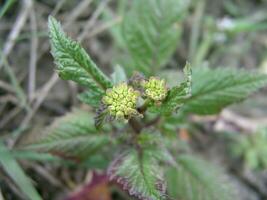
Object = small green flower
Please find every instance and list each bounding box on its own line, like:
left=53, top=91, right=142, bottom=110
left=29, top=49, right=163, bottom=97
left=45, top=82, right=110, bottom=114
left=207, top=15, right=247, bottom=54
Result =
left=102, top=83, right=141, bottom=121
left=142, top=77, right=167, bottom=102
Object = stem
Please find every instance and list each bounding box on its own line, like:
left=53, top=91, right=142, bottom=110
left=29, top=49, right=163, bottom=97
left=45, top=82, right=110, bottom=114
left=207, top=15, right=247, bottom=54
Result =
left=129, top=99, right=152, bottom=134
left=128, top=117, right=143, bottom=134
left=129, top=100, right=160, bottom=134
left=138, top=99, right=150, bottom=114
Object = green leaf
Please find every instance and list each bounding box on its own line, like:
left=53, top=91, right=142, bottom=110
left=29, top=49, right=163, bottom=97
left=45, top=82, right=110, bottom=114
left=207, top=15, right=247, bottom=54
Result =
left=149, top=62, right=192, bottom=114
left=12, top=150, right=109, bottom=169
left=78, top=90, right=104, bottom=108
left=94, top=103, right=111, bottom=130
left=0, top=0, right=16, bottom=19
left=181, top=67, right=267, bottom=115
left=111, top=64, right=127, bottom=84
left=108, top=149, right=166, bottom=200
left=23, top=109, right=112, bottom=160
left=166, top=155, right=236, bottom=200
left=48, top=16, right=112, bottom=91
left=122, top=0, right=189, bottom=75
left=12, top=150, right=60, bottom=162
left=0, top=142, right=42, bottom=200
left=232, top=128, right=267, bottom=170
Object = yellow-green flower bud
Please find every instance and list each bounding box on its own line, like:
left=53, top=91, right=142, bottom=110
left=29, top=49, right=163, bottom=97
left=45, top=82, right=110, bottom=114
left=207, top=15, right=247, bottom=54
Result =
left=142, top=77, right=167, bottom=102
left=102, top=83, right=141, bottom=120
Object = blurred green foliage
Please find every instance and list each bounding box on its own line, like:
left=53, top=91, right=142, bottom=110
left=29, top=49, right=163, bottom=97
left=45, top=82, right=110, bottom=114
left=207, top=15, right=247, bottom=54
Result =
left=232, top=128, right=267, bottom=170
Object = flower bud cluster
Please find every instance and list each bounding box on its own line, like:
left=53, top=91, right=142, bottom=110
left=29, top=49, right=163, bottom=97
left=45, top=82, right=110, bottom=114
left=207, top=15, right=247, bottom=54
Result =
left=102, top=77, right=168, bottom=121
left=142, top=77, right=167, bottom=102
left=102, top=83, right=140, bottom=120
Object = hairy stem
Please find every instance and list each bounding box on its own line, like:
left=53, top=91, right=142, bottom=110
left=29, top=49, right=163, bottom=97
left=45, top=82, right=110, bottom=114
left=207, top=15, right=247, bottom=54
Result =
left=129, top=117, right=143, bottom=134
left=138, top=99, right=151, bottom=114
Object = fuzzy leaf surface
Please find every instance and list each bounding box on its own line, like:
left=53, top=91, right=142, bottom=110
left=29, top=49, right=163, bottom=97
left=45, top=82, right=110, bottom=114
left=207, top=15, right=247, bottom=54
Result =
left=181, top=67, right=267, bottom=115
left=48, top=16, right=112, bottom=91
left=122, top=0, right=189, bottom=75
left=78, top=90, right=104, bottom=108
left=94, top=102, right=113, bottom=129
left=166, top=155, right=236, bottom=200
left=108, top=149, right=166, bottom=200
left=23, top=109, right=111, bottom=160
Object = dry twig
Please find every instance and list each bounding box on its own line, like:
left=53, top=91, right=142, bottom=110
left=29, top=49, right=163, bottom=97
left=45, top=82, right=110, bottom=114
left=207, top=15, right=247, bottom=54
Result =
left=0, top=106, right=21, bottom=129
left=20, top=72, right=59, bottom=131
left=28, top=3, right=38, bottom=101
left=0, top=0, right=33, bottom=69
left=0, top=80, right=15, bottom=93
left=78, top=0, right=110, bottom=42
left=64, top=0, right=93, bottom=28
left=192, top=109, right=267, bottom=133
left=215, top=109, right=267, bottom=133
left=85, top=16, right=122, bottom=39
left=24, top=162, right=65, bottom=189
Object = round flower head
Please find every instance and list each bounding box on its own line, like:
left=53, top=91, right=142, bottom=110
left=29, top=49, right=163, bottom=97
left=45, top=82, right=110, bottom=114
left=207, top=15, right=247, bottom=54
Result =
left=142, top=77, right=167, bottom=102
left=102, top=83, right=141, bottom=121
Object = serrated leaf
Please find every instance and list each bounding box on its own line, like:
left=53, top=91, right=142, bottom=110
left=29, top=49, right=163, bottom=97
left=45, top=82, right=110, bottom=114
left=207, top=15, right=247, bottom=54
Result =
left=23, top=109, right=112, bottom=160
left=122, top=0, right=189, bottom=75
left=181, top=67, right=267, bottom=115
left=78, top=90, right=104, bottom=108
left=166, top=155, right=236, bottom=200
left=108, top=149, right=166, bottom=200
left=0, top=142, right=42, bottom=200
left=149, top=62, right=192, bottom=114
left=94, top=103, right=114, bottom=129
left=48, top=16, right=112, bottom=91
left=136, top=131, right=177, bottom=166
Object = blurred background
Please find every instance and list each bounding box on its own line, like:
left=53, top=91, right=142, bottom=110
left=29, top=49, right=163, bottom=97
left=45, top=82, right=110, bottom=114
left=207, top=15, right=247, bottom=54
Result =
left=1, top=0, right=267, bottom=199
